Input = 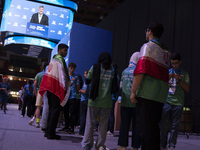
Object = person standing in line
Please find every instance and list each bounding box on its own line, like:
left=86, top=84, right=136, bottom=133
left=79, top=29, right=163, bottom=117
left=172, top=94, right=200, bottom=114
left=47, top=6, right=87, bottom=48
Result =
left=18, top=87, right=24, bottom=110
left=107, top=64, right=120, bottom=137
left=21, top=80, right=34, bottom=117
left=81, top=52, right=118, bottom=150
left=39, top=43, right=71, bottom=140
left=130, top=23, right=170, bottom=150
left=78, top=70, right=90, bottom=136
left=28, top=62, right=48, bottom=128
left=117, top=52, right=141, bottom=150
left=160, top=53, right=190, bottom=150
left=0, top=76, right=11, bottom=114
left=59, top=62, right=80, bottom=134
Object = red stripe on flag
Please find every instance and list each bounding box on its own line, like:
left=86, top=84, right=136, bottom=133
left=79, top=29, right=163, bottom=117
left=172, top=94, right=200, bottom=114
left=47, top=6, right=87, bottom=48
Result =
left=134, top=57, right=169, bottom=83
left=39, top=74, right=66, bottom=103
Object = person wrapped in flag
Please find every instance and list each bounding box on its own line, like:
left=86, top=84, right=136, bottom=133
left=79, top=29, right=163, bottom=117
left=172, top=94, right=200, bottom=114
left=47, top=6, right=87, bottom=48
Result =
left=39, top=43, right=71, bottom=140
left=130, top=23, right=170, bottom=150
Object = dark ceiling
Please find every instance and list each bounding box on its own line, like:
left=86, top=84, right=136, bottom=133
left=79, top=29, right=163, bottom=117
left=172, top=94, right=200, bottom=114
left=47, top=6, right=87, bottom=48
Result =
left=71, top=0, right=124, bottom=26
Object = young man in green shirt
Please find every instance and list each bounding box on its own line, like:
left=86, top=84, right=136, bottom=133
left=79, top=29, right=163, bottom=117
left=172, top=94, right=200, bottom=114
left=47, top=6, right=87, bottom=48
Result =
left=130, top=23, right=170, bottom=150
left=160, top=53, right=190, bottom=150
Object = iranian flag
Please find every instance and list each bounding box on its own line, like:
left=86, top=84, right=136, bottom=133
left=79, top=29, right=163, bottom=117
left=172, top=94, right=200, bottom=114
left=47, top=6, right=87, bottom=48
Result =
left=134, top=41, right=170, bottom=83
left=39, top=57, right=70, bottom=107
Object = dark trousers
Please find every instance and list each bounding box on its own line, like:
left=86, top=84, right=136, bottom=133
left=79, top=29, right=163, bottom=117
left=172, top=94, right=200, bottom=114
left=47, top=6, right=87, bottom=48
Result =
left=108, top=100, right=116, bottom=133
left=46, top=91, right=60, bottom=136
left=69, top=99, right=79, bottom=130
left=79, top=100, right=88, bottom=135
left=63, top=100, right=69, bottom=129
left=118, top=106, right=141, bottom=148
left=21, top=95, right=32, bottom=117
left=75, top=99, right=80, bottom=126
left=136, top=98, right=163, bottom=150
left=18, top=98, right=23, bottom=110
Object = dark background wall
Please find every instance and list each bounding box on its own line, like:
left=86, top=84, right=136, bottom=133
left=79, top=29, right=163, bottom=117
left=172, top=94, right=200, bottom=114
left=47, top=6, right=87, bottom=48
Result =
left=97, top=0, right=200, bottom=131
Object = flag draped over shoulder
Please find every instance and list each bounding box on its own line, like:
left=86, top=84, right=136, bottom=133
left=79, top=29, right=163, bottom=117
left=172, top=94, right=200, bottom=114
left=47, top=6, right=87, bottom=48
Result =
left=134, top=41, right=170, bottom=83
left=39, top=54, right=70, bottom=107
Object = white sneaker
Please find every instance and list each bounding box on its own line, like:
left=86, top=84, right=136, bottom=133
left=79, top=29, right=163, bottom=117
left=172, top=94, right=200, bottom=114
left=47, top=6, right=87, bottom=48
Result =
left=99, top=146, right=105, bottom=150
left=117, top=146, right=126, bottom=150
left=35, top=123, right=40, bottom=128
left=107, top=131, right=114, bottom=137
left=169, top=147, right=175, bottom=150
left=28, top=120, right=34, bottom=125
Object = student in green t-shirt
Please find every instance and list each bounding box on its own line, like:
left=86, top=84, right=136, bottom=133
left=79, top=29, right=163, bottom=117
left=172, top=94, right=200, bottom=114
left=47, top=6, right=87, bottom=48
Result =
left=160, top=53, right=190, bottom=150
left=117, top=52, right=141, bottom=150
left=81, top=52, right=118, bottom=150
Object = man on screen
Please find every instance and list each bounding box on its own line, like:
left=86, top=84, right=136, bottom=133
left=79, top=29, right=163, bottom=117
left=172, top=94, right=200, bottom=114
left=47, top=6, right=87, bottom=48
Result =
left=30, top=6, right=49, bottom=26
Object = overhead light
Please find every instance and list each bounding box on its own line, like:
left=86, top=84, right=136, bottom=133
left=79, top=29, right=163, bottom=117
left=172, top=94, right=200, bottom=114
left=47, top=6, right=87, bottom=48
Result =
left=19, top=68, right=23, bottom=72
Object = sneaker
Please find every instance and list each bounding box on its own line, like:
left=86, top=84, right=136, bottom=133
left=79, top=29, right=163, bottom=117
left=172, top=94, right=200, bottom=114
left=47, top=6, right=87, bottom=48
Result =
left=99, top=146, right=105, bottom=150
left=66, top=128, right=74, bottom=134
left=58, top=127, right=67, bottom=132
left=75, top=132, right=84, bottom=137
left=28, top=120, right=34, bottom=125
left=41, top=128, right=46, bottom=133
left=107, top=131, right=114, bottom=137
left=161, top=147, right=168, bottom=150
left=47, top=134, right=61, bottom=140
left=35, top=123, right=40, bottom=128
left=169, top=147, right=175, bottom=150
left=117, top=146, right=126, bottom=150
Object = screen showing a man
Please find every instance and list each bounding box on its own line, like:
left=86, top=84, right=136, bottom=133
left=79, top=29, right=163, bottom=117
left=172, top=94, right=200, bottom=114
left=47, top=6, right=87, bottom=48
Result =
left=30, top=6, right=49, bottom=26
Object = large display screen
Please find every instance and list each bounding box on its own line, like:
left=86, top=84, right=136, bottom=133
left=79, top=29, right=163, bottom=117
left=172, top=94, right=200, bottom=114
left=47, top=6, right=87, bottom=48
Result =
left=1, top=0, right=75, bottom=40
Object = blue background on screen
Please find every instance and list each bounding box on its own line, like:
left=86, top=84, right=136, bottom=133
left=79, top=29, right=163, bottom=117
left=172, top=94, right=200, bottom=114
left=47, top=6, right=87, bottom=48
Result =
left=2, top=0, right=74, bottom=40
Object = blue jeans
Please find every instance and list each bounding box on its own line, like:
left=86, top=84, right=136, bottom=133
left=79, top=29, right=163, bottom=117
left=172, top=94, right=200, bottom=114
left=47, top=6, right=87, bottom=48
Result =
left=160, top=102, right=183, bottom=148
left=41, top=92, right=49, bottom=129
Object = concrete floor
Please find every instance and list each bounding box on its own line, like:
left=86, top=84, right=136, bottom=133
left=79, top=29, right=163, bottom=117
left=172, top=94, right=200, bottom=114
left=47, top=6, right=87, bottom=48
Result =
left=0, top=104, right=200, bottom=150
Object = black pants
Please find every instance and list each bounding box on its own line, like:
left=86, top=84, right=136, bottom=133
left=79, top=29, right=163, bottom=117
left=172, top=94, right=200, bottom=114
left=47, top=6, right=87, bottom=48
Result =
left=69, top=99, right=79, bottom=130
left=107, top=100, right=116, bottom=133
left=118, top=106, right=141, bottom=148
left=63, top=100, right=69, bottom=129
left=136, top=98, right=163, bottom=150
left=47, top=91, right=60, bottom=136
left=79, top=100, right=88, bottom=135
left=21, top=95, right=32, bottom=117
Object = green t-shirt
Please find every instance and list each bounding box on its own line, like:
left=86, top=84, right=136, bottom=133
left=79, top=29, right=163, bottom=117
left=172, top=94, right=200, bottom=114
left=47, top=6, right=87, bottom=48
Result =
left=35, top=71, right=45, bottom=90
left=87, top=65, right=114, bottom=108
left=136, top=74, right=169, bottom=103
left=166, top=69, right=190, bottom=106
left=121, top=66, right=136, bottom=108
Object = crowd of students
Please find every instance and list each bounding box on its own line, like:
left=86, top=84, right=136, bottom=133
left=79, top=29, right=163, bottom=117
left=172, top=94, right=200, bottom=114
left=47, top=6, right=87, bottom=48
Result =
left=11, top=22, right=190, bottom=150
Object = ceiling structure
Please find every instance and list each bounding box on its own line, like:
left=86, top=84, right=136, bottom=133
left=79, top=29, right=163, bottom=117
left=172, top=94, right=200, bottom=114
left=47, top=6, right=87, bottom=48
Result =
left=71, top=0, right=124, bottom=26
